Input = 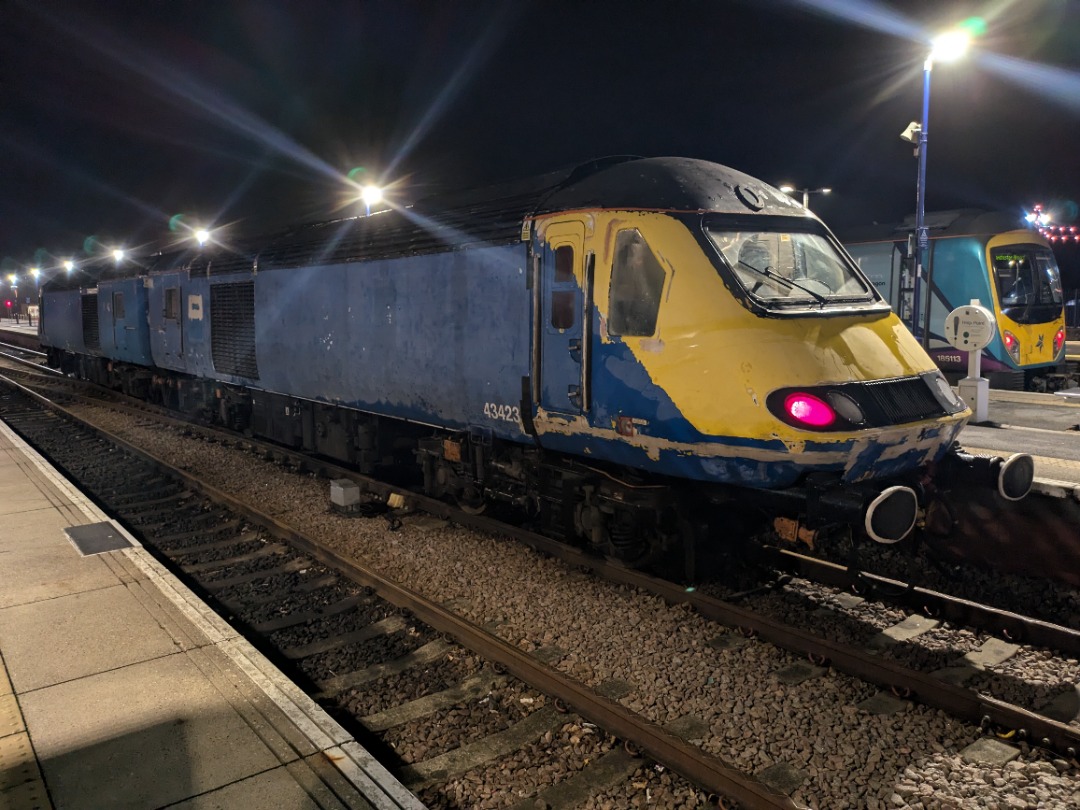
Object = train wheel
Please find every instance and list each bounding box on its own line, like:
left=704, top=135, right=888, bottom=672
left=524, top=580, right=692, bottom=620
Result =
left=456, top=486, right=486, bottom=515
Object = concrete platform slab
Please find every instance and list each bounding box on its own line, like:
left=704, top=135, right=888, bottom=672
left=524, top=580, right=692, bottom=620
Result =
left=20, top=652, right=287, bottom=809
left=0, top=505, right=74, bottom=542
left=0, top=583, right=187, bottom=692
left=0, top=481, right=54, bottom=515
left=0, top=545, right=118, bottom=609
left=167, top=765, right=338, bottom=810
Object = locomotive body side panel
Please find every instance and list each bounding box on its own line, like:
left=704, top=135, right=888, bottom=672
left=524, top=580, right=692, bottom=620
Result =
left=39, top=288, right=89, bottom=355
left=923, top=236, right=998, bottom=371
left=252, top=244, right=530, bottom=439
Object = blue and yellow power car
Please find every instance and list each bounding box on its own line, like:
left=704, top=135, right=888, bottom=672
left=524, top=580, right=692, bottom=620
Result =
left=40, top=157, right=1033, bottom=568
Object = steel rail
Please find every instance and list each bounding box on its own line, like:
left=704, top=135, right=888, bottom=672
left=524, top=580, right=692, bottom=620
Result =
left=765, top=546, right=1080, bottom=657
left=0, top=374, right=804, bottom=810
left=0, top=349, right=58, bottom=372
left=0, top=340, right=46, bottom=357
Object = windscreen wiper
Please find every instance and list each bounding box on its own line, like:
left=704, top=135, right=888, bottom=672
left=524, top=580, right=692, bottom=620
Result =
left=738, top=260, right=828, bottom=305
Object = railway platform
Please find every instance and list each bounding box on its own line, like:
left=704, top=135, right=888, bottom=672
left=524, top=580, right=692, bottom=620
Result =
left=0, top=420, right=424, bottom=810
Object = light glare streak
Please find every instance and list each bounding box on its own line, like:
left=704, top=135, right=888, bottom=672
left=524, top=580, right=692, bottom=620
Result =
left=780, top=0, right=923, bottom=41
left=27, top=5, right=349, bottom=188
left=977, top=51, right=1080, bottom=113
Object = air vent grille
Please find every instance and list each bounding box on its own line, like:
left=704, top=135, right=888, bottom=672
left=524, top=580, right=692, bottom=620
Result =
left=210, top=282, right=258, bottom=379
left=81, top=294, right=99, bottom=352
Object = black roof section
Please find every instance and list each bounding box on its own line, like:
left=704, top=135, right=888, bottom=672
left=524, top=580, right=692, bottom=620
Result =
left=44, top=156, right=813, bottom=286
left=839, top=209, right=1034, bottom=244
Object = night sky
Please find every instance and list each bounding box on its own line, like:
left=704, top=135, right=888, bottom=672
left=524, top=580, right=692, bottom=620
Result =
left=2, top=0, right=1079, bottom=286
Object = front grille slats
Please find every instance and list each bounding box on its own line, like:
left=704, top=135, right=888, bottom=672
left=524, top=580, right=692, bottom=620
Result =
left=858, top=376, right=947, bottom=425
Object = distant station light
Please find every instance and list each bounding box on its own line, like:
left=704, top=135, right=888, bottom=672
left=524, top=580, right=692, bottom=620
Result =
left=778, top=184, right=832, bottom=210
left=1026, top=204, right=1051, bottom=227
left=30, top=267, right=40, bottom=280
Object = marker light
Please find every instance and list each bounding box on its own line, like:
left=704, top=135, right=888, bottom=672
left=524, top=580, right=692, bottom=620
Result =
left=1054, top=327, right=1066, bottom=355
left=784, top=393, right=836, bottom=427
left=1002, top=330, right=1020, bottom=363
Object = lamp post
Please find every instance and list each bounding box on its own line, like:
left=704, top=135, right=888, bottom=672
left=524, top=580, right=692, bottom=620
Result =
left=779, top=185, right=831, bottom=210
left=909, top=29, right=970, bottom=342
left=7, top=274, right=19, bottom=323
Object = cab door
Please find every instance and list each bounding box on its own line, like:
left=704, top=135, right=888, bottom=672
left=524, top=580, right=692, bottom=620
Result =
left=539, top=221, right=589, bottom=416
left=161, top=281, right=185, bottom=369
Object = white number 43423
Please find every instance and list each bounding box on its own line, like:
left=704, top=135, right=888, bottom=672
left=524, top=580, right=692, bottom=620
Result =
left=483, top=402, right=520, bottom=424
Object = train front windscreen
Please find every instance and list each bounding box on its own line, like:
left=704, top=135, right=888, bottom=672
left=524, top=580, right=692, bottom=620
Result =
left=991, top=244, right=1063, bottom=324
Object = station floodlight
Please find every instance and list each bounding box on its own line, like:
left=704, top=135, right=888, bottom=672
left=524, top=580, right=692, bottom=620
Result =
left=360, top=185, right=383, bottom=207
left=195, top=229, right=211, bottom=246
left=930, top=30, right=971, bottom=64
left=64, top=260, right=75, bottom=272
left=30, top=267, right=40, bottom=280
left=113, top=249, right=126, bottom=262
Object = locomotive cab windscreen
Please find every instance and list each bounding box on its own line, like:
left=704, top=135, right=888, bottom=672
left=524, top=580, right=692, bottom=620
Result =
left=701, top=216, right=881, bottom=311
left=991, top=244, right=1063, bottom=324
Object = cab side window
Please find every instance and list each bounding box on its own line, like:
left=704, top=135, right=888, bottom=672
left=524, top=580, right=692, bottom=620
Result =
left=609, top=229, right=665, bottom=336
left=165, top=288, right=180, bottom=320
left=550, top=245, right=575, bottom=330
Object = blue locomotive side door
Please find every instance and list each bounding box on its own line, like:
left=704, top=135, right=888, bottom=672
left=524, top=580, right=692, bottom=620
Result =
left=161, top=283, right=184, bottom=368
left=539, top=221, right=587, bottom=416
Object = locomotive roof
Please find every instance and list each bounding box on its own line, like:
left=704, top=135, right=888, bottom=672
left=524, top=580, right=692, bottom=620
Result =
left=248, top=156, right=809, bottom=271
left=44, top=156, right=812, bottom=286
left=838, top=209, right=1035, bottom=244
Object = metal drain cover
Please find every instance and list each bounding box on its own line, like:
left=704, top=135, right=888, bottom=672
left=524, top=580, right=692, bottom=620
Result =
left=64, top=522, right=131, bottom=556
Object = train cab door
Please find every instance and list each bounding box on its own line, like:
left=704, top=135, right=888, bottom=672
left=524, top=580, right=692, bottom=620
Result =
left=161, top=282, right=184, bottom=368
left=538, top=221, right=590, bottom=417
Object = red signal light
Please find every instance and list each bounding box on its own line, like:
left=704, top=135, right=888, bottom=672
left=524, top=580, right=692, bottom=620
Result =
left=4, top=300, right=10, bottom=308
left=784, top=393, right=836, bottom=427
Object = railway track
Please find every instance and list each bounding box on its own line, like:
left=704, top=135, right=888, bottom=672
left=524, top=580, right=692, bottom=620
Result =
left=0, top=378, right=794, bottom=808
left=3, top=365, right=1080, bottom=806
